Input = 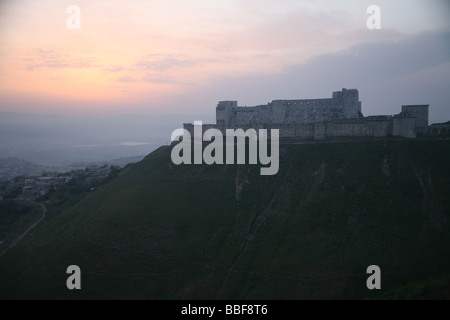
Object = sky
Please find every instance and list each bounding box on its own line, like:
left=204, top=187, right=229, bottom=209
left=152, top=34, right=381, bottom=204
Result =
left=0, top=0, right=449, bottom=123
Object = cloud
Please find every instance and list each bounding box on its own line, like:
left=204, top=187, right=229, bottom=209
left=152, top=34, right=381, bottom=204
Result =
left=141, top=73, right=177, bottom=84
left=25, top=49, right=94, bottom=71
left=134, top=54, right=223, bottom=72
left=135, top=54, right=198, bottom=72
left=116, top=76, right=137, bottom=83
left=162, top=30, right=450, bottom=123
left=299, top=30, right=450, bottom=82
left=102, top=65, right=127, bottom=73
left=107, top=54, right=223, bottom=84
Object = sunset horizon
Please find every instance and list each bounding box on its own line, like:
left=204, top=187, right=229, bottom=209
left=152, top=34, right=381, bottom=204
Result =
left=0, top=0, right=449, bottom=123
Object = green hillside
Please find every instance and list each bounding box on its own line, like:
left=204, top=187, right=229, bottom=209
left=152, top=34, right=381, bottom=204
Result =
left=1, top=139, right=450, bottom=299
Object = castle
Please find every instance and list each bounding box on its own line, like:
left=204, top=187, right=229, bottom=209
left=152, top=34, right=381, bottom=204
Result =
left=184, top=89, right=437, bottom=140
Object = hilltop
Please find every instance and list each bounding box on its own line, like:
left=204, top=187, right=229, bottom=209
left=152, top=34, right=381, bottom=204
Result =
left=0, top=139, right=449, bottom=299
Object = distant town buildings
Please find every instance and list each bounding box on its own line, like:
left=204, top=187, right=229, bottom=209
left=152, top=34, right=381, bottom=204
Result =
left=0, top=165, right=120, bottom=201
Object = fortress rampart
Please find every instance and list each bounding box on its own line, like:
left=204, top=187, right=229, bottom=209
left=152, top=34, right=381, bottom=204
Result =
left=216, top=88, right=362, bottom=127
left=185, top=89, right=431, bottom=140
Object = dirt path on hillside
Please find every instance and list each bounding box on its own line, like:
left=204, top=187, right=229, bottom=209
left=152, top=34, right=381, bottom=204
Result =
left=216, top=151, right=291, bottom=298
left=0, top=200, right=47, bottom=258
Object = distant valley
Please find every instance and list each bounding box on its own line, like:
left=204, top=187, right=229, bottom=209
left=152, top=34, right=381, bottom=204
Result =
left=0, top=111, right=208, bottom=166
left=0, top=155, right=145, bottom=181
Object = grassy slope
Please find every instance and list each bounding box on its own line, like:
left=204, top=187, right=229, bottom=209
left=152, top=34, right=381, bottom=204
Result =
left=0, top=201, right=41, bottom=243
left=0, top=139, right=449, bottom=299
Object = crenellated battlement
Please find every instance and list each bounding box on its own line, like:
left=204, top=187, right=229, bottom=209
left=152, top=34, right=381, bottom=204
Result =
left=216, top=89, right=362, bottom=127
left=186, top=89, right=431, bottom=140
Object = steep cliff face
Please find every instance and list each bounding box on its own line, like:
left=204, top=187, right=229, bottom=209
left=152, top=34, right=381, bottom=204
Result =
left=1, top=140, right=449, bottom=299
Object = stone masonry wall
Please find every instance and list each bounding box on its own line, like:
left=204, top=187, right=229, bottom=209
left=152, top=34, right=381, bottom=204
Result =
left=184, top=89, right=427, bottom=140
left=222, top=88, right=362, bottom=127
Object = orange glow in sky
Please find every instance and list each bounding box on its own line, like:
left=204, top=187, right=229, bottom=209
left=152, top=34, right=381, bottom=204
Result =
left=0, top=0, right=449, bottom=115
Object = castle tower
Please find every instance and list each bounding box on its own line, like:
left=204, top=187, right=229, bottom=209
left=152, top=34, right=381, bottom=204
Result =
left=332, top=88, right=362, bottom=118
left=401, top=105, right=429, bottom=134
left=216, top=101, right=237, bottom=127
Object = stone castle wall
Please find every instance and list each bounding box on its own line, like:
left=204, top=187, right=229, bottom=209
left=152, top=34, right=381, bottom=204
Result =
left=220, top=117, right=398, bottom=140
left=393, top=116, right=416, bottom=138
left=185, top=89, right=429, bottom=140
left=401, top=105, right=429, bottom=129
left=217, top=88, right=362, bottom=127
